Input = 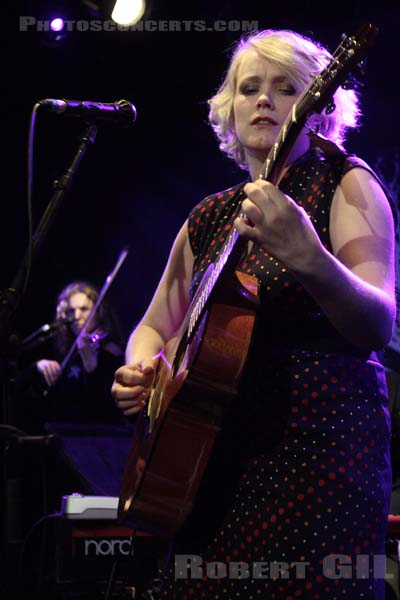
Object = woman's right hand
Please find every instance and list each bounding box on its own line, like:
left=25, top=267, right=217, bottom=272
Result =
left=36, top=359, right=62, bottom=387
left=111, top=361, right=156, bottom=417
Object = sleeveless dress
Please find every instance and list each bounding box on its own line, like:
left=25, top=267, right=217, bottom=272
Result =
left=157, top=145, right=393, bottom=599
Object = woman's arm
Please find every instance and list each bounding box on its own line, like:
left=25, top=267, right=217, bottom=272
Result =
left=112, top=220, right=194, bottom=416
left=235, top=168, right=396, bottom=350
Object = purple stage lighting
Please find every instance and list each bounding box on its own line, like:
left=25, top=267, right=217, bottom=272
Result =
left=50, top=18, right=64, bottom=32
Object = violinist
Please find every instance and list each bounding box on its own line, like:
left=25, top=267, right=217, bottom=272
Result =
left=14, top=281, right=128, bottom=588
left=17, top=280, right=127, bottom=430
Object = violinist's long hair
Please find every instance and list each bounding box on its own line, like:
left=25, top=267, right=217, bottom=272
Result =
left=54, top=280, right=124, bottom=358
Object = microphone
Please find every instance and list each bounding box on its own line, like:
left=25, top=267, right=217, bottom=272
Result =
left=21, top=316, right=76, bottom=350
left=39, top=316, right=75, bottom=334
left=37, top=98, right=137, bottom=127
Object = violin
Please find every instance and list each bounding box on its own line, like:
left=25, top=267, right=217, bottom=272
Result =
left=78, top=328, right=109, bottom=350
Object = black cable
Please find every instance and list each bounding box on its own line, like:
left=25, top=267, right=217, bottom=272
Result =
left=35, top=458, right=51, bottom=597
left=0, top=424, right=28, bottom=440
left=103, top=529, right=137, bottom=600
left=17, top=511, right=61, bottom=597
left=104, top=556, right=119, bottom=600
left=23, top=105, right=38, bottom=298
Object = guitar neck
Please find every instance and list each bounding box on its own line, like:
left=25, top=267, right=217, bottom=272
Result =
left=260, top=104, right=307, bottom=184
left=183, top=100, right=308, bottom=344
left=186, top=213, right=244, bottom=341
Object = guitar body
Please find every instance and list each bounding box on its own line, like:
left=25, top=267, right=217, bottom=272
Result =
left=118, top=270, right=259, bottom=537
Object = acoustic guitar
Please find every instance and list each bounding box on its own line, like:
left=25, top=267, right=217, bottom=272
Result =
left=118, top=23, right=378, bottom=538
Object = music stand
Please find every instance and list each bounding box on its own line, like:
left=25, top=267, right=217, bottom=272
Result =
left=44, top=422, right=134, bottom=497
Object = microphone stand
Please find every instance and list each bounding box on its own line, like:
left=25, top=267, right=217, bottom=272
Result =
left=0, top=122, right=98, bottom=596
left=0, top=122, right=97, bottom=422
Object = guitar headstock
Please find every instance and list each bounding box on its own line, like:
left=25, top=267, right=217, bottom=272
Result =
left=261, top=23, right=379, bottom=183
left=301, top=23, right=379, bottom=117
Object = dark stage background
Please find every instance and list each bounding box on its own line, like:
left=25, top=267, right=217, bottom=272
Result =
left=1, top=2, right=400, bottom=598
left=2, top=0, right=400, bottom=367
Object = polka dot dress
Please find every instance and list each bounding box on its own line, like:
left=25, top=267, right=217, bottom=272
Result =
left=157, top=146, right=392, bottom=599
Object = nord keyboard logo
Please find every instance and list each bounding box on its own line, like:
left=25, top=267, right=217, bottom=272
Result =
left=83, top=538, right=132, bottom=556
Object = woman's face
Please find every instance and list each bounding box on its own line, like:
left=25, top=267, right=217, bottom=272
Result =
left=67, top=292, right=97, bottom=335
left=233, top=50, right=308, bottom=168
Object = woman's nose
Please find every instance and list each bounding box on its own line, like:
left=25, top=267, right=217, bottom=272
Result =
left=257, top=93, right=273, bottom=109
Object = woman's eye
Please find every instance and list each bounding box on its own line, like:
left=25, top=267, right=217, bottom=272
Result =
left=240, top=84, right=258, bottom=95
left=239, top=83, right=296, bottom=96
left=278, top=85, right=296, bottom=95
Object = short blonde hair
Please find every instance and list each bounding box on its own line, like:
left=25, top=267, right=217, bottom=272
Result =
left=208, top=29, right=361, bottom=169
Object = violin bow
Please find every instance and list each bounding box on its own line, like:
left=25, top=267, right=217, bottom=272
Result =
left=61, top=245, right=130, bottom=372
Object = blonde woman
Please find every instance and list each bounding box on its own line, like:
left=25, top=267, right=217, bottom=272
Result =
left=113, top=29, right=395, bottom=598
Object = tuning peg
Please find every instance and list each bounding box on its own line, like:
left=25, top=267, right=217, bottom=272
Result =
left=357, top=58, right=368, bottom=76
left=341, top=71, right=363, bottom=91
left=325, top=99, right=336, bottom=115
left=341, top=78, right=354, bottom=90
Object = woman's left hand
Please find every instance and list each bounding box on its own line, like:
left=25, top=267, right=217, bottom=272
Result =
left=234, top=180, right=323, bottom=273
left=77, top=333, right=99, bottom=373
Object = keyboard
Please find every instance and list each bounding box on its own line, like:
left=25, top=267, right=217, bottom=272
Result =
left=60, top=494, right=119, bottom=520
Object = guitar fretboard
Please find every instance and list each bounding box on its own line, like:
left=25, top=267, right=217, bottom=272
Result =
left=188, top=224, right=240, bottom=338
